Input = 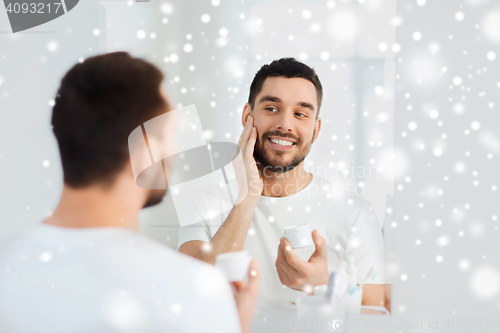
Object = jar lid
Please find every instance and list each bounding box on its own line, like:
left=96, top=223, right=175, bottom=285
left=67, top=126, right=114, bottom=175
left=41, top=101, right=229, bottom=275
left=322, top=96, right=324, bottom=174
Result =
left=283, top=223, right=311, bottom=233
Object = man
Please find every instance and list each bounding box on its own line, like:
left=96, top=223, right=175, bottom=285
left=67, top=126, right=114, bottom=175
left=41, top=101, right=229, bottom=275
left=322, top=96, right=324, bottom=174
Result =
left=0, top=52, right=260, bottom=333
left=178, top=58, right=385, bottom=306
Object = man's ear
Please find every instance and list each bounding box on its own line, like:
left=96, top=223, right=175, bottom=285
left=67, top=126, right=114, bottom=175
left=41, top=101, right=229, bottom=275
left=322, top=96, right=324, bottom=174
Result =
left=242, top=103, right=252, bottom=128
left=312, top=116, right=321, bottom=143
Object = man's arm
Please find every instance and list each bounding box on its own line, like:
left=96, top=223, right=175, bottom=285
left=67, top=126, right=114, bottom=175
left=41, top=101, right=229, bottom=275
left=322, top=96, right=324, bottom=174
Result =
left=362, top=284, right=385, bottom=307
left=179, top=115, right=263, bottom=264
left=178, top=194, right=259, bottom=264
left=348, top=201, right=386, bottom=307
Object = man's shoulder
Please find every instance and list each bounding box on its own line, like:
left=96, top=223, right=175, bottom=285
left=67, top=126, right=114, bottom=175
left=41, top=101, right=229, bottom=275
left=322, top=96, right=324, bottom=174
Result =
left=309, top=175, right=372, bottom=228
left=0, top=224, right=220, bottom=276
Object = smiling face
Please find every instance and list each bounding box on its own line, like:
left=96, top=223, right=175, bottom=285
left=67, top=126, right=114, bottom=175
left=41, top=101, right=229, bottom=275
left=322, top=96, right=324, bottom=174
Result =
left=244, top=76, right=321, bottom=174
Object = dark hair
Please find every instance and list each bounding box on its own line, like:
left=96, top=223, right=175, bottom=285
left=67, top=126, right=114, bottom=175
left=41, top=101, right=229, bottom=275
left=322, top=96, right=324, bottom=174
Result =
left=51, top=52, right=169, bottom=188
left=248, top=57, right=323, bottom=115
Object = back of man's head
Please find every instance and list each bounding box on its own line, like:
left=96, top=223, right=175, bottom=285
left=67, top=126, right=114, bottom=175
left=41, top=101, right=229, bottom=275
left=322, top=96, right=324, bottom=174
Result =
left=51, top=52, right=168, bottom=188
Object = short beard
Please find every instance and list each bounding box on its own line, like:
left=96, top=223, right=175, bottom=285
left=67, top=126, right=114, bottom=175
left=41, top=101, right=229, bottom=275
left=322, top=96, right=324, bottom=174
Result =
left=143, top=189, right=167, bottom=208
left=253, top=130, right=313, bottom=174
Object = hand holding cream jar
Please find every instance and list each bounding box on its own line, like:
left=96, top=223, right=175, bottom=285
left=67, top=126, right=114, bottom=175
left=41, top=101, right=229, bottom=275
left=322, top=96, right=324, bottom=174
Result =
left=283, top=223, right=314, bottom=249
left=215, top=250, right=252, bottom=282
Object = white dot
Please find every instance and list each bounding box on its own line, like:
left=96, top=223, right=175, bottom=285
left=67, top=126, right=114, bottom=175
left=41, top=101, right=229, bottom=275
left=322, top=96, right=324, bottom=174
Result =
left=429, top=110, right=439, bottom=119
left=453, top=77, right=463, bottom=86
left=48, top=99, right=55, bottom=107
left=219, top=28, right=228, bottom=37
left=378, top=43, right=388, bottom=52
left=400, top=274, right=408, bottom=281
left=201, top=14, right=211, bottom=23
left=471, top=121, right=481, bottom=130
left=160, top=3, right=174, bottom=15
left=42, top=160, right=50, bottom=167
left=136, top=30, right=146, bottom=39
left=453, top=103, right=465, bottom=114
left=0, top=76, right=3, bottom=86
left=320, top=51, right=330, bottom=61
left=470, top=266, right=500, bottom=300
left=189, top=65, right=195, bottom=71
left=40, top=251, right=53, bottom=263
left=412, top=32, right=422, bottom=41
left=93, top=29, right=100, bottom=36
left=47, top=41, right=58, bottom=52
left=435, top=219, right=442, bottom=226
left=211, top=0, right=220, bottom=6
left=210, top=101, right=217, bottom=108
left=487, top=52, right=496, bottom=61
left=415, top=239, right=421, bottom=245
left=374, top=86, right=384, bottom=95
left=302, top=10, right=312, bottom=19
left=408, top=121, right=417, bottom=131
left=492, top=185, right=497, bottom=191
left=417, top=0, right=426, bottom=6
left=436, top=235, right=450, bottom=247
left=326, top=1, right=336, bottom=9
left=392, top=44, right=401, bottom=52
left=433, top=147, right=443, bottom=157
left=436, top=255, right=443, bottom=263
left=150, top=33, right=156, bottom=39
left=170, top=54, right=178, bottom=63
left=459, top=259, right=470, bottom=271
left=183, top=44, right=193, bottom=53
left=171, top=303, right=183, bottom=314
left=455, top=12, right=464, bottom=21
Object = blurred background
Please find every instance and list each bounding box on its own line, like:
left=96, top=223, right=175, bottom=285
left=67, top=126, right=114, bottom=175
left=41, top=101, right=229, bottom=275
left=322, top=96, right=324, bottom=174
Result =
left=1, top=0, right=499, bottom=326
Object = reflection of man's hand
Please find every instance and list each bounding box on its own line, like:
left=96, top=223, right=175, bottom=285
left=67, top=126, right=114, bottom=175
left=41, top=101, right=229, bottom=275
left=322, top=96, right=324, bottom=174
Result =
left=275, top=230, right=329, bottom=294
left=233, top=115, right=263, bottom=204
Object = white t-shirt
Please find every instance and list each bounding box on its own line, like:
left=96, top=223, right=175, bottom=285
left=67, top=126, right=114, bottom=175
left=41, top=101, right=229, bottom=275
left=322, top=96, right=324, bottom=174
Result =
left=178, top=174, right=385, bottom=304
left=0, top=224, right=241, bottom=333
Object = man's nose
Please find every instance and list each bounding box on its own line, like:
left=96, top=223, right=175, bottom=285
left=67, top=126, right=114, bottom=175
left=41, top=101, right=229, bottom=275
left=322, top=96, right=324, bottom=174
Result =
left=275, top=111, right=293, bottom=132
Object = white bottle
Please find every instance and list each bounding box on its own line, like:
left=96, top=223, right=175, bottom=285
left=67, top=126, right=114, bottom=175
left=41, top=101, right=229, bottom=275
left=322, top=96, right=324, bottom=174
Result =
left=345, top=256, right=358, bottom=295
left=335, top=261, right=349, bottom=299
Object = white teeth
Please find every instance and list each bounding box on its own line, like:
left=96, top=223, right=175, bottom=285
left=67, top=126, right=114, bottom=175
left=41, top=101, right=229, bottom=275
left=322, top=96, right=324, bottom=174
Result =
left=270, top=138, right=293, bottom=146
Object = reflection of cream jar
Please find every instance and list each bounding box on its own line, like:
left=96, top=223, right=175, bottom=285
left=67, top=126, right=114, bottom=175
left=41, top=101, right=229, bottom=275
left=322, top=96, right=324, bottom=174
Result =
left=215, top=251, right=252, bottom=282
left=283, top=224, right=314, bottom=249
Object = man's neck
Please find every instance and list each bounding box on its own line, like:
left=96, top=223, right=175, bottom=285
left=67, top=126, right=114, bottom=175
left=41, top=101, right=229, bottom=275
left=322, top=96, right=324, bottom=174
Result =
left=259, top=162, right=313, bottom=197
left=44, top=178, right=144, bottom=231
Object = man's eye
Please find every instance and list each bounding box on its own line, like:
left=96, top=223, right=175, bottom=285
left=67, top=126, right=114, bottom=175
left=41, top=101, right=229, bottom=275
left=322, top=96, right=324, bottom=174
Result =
left=266, top=107, right=278, bottom=112
left=295, top=112, right=306, bottom=117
